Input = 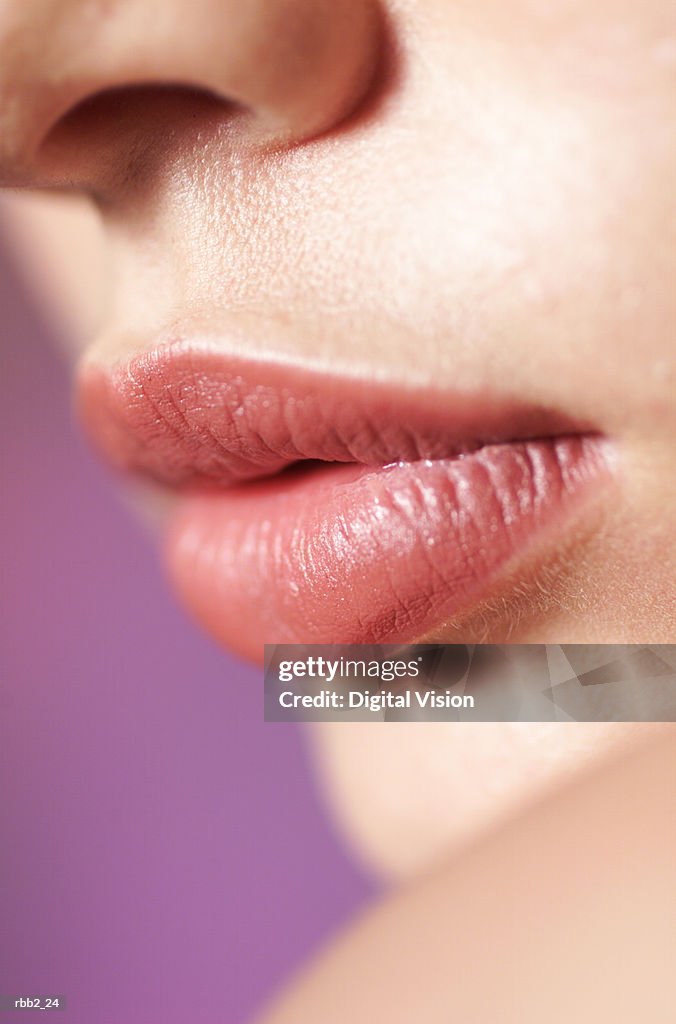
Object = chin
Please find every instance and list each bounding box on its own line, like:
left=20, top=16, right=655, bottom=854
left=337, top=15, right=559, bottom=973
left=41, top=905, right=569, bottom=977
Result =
left=308, top=720, right=670, bottom=878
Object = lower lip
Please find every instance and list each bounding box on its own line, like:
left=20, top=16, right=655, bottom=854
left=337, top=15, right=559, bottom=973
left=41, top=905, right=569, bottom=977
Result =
left=165, top=435, right=609, bottom=661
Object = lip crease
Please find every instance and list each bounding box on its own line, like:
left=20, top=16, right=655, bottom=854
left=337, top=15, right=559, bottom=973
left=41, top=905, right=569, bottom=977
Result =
left=78, top=340, right=612, bottom=659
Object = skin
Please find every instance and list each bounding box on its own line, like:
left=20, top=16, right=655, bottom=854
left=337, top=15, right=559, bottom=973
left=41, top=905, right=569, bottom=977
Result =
left=258, top=732, right=676, bottom=1024
left=1, top=0, right=674, bottom=1017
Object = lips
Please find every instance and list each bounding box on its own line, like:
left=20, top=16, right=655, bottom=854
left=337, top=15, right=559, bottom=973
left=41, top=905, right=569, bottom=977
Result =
left=78, top=340, right=611, bottom=660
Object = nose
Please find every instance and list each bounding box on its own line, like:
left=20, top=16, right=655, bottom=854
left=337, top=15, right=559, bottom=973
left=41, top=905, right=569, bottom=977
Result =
left=0, top=0, right=379, bottom=187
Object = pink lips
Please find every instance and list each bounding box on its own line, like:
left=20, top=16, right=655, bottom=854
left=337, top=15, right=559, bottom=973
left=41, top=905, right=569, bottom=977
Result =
left=79, top=341, right=611, bottom=660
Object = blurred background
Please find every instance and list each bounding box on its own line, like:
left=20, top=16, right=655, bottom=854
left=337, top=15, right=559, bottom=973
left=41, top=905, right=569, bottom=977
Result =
left=0, top=230, right=373, bottom=1023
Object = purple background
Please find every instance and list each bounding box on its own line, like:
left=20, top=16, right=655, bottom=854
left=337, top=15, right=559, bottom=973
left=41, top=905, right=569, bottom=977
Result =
left=0, top=237, right=372, bottom=1023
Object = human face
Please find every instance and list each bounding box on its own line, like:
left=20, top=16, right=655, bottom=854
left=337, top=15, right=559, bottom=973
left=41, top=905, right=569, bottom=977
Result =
left=1, top=0, right=674, bottom=870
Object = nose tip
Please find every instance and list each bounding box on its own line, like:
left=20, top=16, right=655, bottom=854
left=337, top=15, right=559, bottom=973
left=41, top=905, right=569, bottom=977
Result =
left=0, top=0, right=380, bottom=187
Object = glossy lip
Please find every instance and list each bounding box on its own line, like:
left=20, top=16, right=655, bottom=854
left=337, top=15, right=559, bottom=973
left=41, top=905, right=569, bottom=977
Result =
left=78, top=339, right=612, bottom=660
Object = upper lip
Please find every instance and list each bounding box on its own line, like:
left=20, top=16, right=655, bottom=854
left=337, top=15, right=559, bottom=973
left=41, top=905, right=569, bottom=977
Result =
left=77, top=337, right=592, bottom=486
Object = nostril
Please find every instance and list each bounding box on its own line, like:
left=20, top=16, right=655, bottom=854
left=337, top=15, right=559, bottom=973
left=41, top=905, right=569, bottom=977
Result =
left=37, top=84, right=242, bottom=197
left=0, top=0, right=383, bottom=190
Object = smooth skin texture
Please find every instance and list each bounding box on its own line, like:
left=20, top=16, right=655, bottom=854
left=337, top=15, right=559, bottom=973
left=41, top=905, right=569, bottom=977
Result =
left=0, top=1, right=674, bottom=1018
left=258, top=732, right=676, bottom=1024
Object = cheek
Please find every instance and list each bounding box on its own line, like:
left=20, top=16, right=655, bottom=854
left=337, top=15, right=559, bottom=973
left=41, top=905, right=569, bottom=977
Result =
left=309, top=721, right=669, bottom=879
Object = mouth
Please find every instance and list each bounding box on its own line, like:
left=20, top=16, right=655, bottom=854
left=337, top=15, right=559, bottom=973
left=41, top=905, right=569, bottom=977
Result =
left=78, top=339, right=612, bottom=660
